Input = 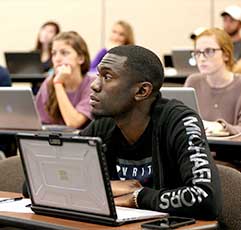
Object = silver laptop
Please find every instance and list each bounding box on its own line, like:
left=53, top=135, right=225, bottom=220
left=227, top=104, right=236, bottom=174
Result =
left=0, top=87, right=42, bottom=130
left=17, top=134, right=167, bottom=226
left=160, top=87, right=200, bottom=113
left=172, top=49, right=198, bottom=76
left=4, top=52, right=44, bottom=79
left=0, top=87, right=76, bottom=132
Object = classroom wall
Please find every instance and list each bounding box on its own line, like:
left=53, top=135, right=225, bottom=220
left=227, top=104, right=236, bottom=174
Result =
left=0, top=0, right=240, bottom=66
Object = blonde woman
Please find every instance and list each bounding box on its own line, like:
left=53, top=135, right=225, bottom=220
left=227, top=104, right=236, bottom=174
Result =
left=90, top=20, right=135, bottom=73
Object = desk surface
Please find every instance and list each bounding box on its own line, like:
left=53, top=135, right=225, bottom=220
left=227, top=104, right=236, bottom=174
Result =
left=164, top=74, right=187, bottom=85
left=0, top=192, right=218, bottom=230
left=208, top=134, right=241, bottom=161
left=10, top=74, right=45, bottom=82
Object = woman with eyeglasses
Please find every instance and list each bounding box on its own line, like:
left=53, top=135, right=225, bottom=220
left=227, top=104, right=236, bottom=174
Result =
left=184, top=28, right=241, bottom=136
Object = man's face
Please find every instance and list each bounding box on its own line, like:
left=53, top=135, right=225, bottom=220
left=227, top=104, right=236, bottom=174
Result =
left=90, top=53, right=137, bottom=118
left=222, top=15, right=241, bottom=37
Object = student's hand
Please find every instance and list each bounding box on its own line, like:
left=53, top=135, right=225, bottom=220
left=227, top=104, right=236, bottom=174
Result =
left=202, top=120, right=224, bottom=135
left=114, top=193, right=135, bottom=208
left=53, top=64, right=72, bottom=84
left=111, top=180, right=142, bottom=197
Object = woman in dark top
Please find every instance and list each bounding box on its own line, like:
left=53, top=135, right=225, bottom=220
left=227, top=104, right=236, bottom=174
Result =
left=0, top=66, right=11, bottom=86
left=34, top=21, right=60, bottom=72
left=32, top=21, right=61, bottom=95
left=0, top=66, right=12, bottom=158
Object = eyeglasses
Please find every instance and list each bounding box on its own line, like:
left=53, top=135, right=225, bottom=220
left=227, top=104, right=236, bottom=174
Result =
left=191, top=48, right=222, bottom=58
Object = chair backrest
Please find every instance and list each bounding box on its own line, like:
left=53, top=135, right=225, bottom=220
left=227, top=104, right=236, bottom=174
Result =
left=0, top=156, right=25, bottom=193
left=217, top=164, right=241, bottom=230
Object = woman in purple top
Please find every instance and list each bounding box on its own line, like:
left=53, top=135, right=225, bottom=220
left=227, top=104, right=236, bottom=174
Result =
left=90, top=20, right=135, bottom=73
left=36, top=31, right=94, bottom=129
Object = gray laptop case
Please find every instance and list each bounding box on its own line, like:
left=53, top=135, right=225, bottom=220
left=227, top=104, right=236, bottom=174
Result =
left=17, top=134, right=166, bottom=226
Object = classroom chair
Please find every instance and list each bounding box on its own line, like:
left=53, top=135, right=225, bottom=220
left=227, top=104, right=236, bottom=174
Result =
left=0, top=156, right=25, bottom=193
left=217, top=164, right=241, bottom=230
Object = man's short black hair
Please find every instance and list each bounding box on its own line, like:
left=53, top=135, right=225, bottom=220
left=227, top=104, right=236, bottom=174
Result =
left=108, top=45, right=164, bottom=95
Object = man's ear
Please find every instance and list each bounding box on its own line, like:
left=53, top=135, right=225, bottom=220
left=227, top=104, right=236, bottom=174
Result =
left=134, top=82, right=153, bottom=101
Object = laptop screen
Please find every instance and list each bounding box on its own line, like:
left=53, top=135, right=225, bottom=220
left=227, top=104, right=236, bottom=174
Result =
left=4, top=52, right=44, bottom=74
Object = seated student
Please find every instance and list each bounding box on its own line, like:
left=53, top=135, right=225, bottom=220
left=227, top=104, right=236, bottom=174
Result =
left=0, top=66, right=13, bottom=158
left=184, top=28, right=241, bottom=135
left=80, top=45, right=221, bottom=219
left=32, top=21, right=61, bottom=95
left=221, top=5, right=241, bottom=62
left=89, top=20, right=135, bottom=73
left=34, top=21, right=61, bottom=72
left=220, top=5, right=241, bottom=74
left=0, top=66, right=11, bottom=86
left=36, top=31, right=94, bottom=129
left=190, top=27, right=207, bottom=40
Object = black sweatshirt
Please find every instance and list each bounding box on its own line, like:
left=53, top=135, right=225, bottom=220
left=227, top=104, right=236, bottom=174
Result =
left=80, top=94, right=221, bottom=220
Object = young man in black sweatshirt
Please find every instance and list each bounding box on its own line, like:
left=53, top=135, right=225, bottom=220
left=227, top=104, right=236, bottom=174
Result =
left=80, top=45, right=221, bottom=220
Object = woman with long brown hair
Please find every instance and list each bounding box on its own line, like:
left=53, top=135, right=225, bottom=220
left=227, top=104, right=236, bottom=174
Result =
left=34, top=21, right=60, bottom=72
left=36, top=31, right=94, bottom=128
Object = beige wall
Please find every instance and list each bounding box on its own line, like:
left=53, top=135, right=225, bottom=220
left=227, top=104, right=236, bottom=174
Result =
left=0, top=0, right=102, bottom=65
left=0, top=0, right=240, bottom=66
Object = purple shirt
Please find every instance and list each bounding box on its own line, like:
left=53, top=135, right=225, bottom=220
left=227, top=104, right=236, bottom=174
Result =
left=89, top=48, right=107, bottom=73
left=36, top=75, right=95, bottom=126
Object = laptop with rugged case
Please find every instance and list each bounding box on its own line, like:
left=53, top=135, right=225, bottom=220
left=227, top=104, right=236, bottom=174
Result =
left=17, top=133, right=167, bottom=226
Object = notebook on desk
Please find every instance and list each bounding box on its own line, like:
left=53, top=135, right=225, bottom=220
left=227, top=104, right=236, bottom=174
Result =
left=160, top=87, right=200, bottom=113
left=17, top=134, right=167, bottom=226
left=172, top=49, right=198, bottom=76
left=0, top=87, right=76, bottom=132
left=4, top=52, right=44, bottom=79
